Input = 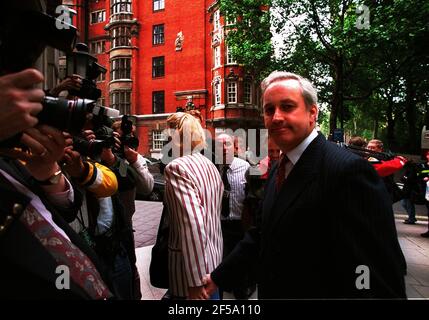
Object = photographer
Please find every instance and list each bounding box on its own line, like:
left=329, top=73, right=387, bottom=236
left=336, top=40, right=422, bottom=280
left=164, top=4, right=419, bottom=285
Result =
left=0, top=2, right=113, bottom=299
left=62, top=146, right=134, bottom=299
left=109, top=119, right=154, bottom=300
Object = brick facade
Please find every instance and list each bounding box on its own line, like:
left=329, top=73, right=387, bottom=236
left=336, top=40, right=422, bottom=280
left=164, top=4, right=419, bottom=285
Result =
left=69, top=0, right=263, bottom=158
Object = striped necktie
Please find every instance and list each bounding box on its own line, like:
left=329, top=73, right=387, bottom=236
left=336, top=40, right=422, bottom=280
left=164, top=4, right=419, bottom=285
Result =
left=276, top=154, right=289, bottom=192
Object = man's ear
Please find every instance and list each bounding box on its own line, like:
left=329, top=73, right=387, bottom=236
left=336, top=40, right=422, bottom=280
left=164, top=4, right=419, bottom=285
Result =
left=310, top=104, right=318, bottom=123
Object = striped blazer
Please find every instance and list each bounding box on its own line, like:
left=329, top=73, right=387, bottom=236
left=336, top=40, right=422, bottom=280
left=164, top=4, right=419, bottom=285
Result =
left=164, top=152, right=223, bottom=298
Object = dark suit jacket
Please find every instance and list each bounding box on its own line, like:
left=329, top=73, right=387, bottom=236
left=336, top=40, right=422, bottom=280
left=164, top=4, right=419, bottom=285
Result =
left=212, top=133, right=406, bottom=299
left=0, top=158, right=111, bottom=299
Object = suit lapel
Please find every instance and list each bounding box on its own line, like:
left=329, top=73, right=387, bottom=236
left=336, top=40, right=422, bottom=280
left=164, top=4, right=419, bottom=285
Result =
left=263, top=134, right=326, bottom=236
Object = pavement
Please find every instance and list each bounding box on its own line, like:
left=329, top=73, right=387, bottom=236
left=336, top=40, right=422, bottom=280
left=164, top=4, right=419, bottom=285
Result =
left=132, top=200, right=429, bottom=300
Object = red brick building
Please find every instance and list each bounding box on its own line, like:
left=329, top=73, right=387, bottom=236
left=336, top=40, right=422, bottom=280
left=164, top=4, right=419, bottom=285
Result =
left=66, top=0, right=263, bottom=158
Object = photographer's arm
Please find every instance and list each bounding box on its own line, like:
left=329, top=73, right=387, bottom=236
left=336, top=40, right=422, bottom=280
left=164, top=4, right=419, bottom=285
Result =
left=124, top=147, right=154, bottom=195
left=63, top=148, right=118, bottom=198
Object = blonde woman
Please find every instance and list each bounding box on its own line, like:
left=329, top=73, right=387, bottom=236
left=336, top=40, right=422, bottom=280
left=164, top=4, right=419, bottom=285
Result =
left=164, top=112, right=223, bottom=299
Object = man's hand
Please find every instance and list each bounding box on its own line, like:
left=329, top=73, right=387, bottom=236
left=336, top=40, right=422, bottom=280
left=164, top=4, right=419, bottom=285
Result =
left=62, top=147, right=86, bottom=179
left=49, top=75, right=83, bottom=97
left=20, top=126, right=71, bottom=181
left=202, top=274, right=218, bottom=297
left=188, top=285, right=209, bottom=300
left=124, top=146, right=138, bottom=164
left=0, top=69, right=45, bottom=142
left=101, top=147, right=116, bottom=166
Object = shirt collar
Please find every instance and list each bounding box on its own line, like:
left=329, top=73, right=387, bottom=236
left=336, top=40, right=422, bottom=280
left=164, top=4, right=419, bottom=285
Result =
left=285, top=129, right=318, bottom=165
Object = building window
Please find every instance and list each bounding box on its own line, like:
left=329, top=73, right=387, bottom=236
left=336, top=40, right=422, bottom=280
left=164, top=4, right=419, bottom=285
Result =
left=90, top=10, right=106, bottom=24
left=110, top=57, right=131, bottom=80
left=244, top=82, right=252, bottom=104
left=152, top=56, right=165, bottom=78
left=214, top=81, right=221, bottom=106
left=214, top=46, right=221, bottom=68
left=90, top=40, right=105, bottom=54
left=97, top=96, right=106, bottom=107
left=153, top=0, right=165, bottom=11
left=153, top=24, right=164, bottom=45
left=226, top=45, right=237, bottom=65
left=213, top=10, right=220, bottom=31
left=227, top=82, right=237, bottom=104
left=111, top=0, right=132, bottom=15
left=152, top=91, right=165, bottom=114
left=97, top=71, right=106, bottom=82
left=110, top=90, right=131, bottom=115
left=111, top=25, right=131, bottom=48
left=152, top=130, right=164, bottom=150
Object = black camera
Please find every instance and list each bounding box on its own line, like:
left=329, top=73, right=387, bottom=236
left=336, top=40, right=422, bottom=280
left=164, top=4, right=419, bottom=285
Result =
left=38, top=96, right=119, bottom=134
left=120, top=115, right=139, bottom=150
left=66, top=43, right=106, bottom=100
left=0, top=8, right=77, bottom=74
left=73, top=136, right=116, bottom=159
left=73, top=125, right=116, bottom=159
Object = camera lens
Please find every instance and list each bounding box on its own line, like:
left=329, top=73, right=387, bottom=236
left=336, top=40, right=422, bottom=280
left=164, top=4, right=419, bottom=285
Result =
left=38, top=96, right=94, bottom=134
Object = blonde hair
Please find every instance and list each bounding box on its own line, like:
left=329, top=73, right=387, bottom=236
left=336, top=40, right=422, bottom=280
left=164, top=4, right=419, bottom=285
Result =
left=166, top=112, right=206, bottom=155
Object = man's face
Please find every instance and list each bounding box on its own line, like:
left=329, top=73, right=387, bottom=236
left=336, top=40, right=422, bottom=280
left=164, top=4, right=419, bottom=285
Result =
left=215, top=134, right=234, bottom=164
left=263, top=79, right=317, bottom=153
left=268, top=140, right=280, bottom=162
left=367, top=142, right=382, bottom=152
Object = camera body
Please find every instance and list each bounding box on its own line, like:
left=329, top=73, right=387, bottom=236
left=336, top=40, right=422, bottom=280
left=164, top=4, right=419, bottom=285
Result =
left=120, top=115, right=139, bottom=150
left=73, top=125, right=116, bottom=159
left=66, top=43, right=106, bottom=101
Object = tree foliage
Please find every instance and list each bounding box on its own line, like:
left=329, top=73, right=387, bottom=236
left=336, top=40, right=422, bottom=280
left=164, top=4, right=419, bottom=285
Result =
left=220, top=0, right=429, bottom=152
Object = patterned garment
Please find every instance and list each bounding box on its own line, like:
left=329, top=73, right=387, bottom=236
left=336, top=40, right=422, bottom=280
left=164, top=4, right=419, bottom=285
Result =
left=164, top=152, right=223, bottom=298
left=21, top=204, right=112, bottom=300
left=222, top=157, right=250, bottom=220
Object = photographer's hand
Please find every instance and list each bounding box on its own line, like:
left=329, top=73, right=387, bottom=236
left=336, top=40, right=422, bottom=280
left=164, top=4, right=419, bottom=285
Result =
left=0, top=69, right=45, bottom=142
left=124, top=146, right=138, bottom=164
left=63, top=147, right=86, bottom=179
left=22, top=126, right=71, bottom=180
left=100, top=147, right=116, bottom=167
left=49, top=75, right=83, bottom=97
left=0, top=125, right=72, bottom=193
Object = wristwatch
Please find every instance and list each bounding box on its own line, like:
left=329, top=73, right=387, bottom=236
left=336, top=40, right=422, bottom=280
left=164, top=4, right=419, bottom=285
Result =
left=35, top=170, right=63, bottom=186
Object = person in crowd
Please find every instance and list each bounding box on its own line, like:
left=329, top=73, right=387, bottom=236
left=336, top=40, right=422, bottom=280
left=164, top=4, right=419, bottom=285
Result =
left=62, top=142, right=134, bottom=299
left=258, top=138, right=281, bottom=180
left=110, top=119, right=154, bottom=299
left=203, top=71, right=406, bottom=299
left=215, top=133, right=252, bottom=299
left=416, top=150, right=429, bottom=237
left=400, top=161, right=419, bottom=224
left=0, top=2, right=113, bottom=299
left=348, top=136, right=367, bottom=148
left=163, top=112, right=223, bottom=299
left=367, top=139, right=407, bottom=177
left=366, top=139, right=407, bottom=204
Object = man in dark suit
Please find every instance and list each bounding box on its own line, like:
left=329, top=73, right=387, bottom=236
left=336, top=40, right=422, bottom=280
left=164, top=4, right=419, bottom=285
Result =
left=204, top=71, right=406, bottom=299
